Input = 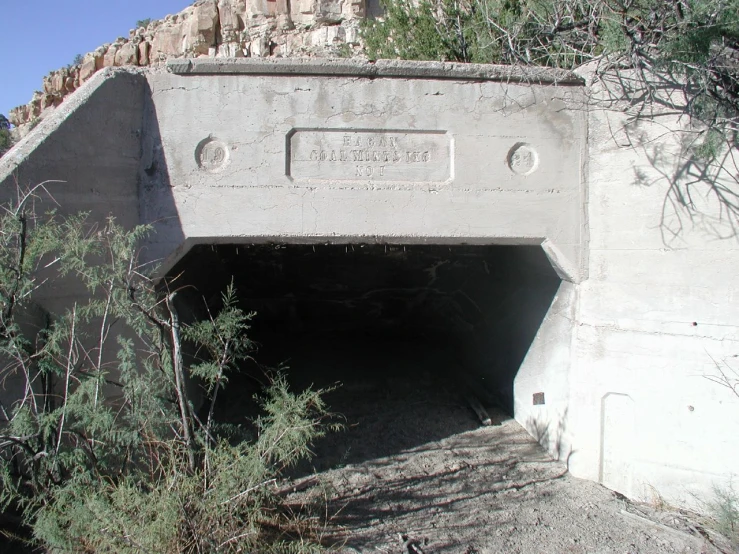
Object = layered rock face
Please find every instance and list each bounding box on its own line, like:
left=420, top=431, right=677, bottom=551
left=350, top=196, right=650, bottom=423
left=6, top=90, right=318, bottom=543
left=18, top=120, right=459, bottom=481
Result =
left=8, top=0, right=366, bottom=130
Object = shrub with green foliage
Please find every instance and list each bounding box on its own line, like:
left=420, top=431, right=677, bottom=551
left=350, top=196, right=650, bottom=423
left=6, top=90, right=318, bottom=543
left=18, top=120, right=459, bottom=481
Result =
left=0, top=184, right=338, bottom=552
left=707, top=481, right=739, bottom=548
left=0, top=115, right=12, bottom=157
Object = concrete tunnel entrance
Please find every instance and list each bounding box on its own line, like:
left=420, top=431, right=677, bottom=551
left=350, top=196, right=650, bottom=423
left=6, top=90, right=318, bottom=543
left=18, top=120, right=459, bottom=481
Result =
left=168, top=243, right=562, bottom=469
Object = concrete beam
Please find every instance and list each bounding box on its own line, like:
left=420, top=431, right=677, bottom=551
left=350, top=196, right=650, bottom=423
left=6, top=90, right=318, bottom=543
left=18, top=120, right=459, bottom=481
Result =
left=167, top=58, right=586, bottom=85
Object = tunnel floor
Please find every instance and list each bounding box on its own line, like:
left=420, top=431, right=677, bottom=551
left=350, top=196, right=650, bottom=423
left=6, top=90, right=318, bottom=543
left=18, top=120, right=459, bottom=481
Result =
left=170, top=243, right=561, bottom=468
left=281, top=413, right=717, bottom=554
left=262, top=336, right=490, bottom=473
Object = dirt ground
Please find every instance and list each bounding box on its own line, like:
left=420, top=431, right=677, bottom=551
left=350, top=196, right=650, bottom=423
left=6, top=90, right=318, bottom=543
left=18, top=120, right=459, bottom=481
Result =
left=278, top=366, right=735, bottom=554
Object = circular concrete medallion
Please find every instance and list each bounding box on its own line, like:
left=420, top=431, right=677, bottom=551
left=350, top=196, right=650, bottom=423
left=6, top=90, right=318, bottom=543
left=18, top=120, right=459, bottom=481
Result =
left=196, top=137, right=230, bottom=172
left=507, top=143, right=538, bottom=176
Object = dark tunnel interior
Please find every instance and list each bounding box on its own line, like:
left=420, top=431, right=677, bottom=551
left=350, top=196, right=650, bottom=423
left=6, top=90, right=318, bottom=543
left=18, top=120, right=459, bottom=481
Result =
left=168, top=243, right=561, bottom=469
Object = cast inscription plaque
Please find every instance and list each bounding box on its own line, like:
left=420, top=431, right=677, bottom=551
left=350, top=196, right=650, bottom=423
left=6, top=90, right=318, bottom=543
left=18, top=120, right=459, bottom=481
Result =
left=287, top=129, right=452, bottom=182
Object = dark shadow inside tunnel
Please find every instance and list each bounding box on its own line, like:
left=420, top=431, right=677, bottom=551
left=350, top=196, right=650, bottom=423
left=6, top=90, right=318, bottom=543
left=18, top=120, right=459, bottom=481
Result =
left=167, top=243, right=561, bottom=470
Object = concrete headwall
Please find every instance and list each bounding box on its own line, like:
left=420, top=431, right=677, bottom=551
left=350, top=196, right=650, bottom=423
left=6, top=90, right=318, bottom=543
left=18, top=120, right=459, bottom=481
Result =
left=0, top=59, right=736, bottom=510
left=143, top=59, right=586, bottom=283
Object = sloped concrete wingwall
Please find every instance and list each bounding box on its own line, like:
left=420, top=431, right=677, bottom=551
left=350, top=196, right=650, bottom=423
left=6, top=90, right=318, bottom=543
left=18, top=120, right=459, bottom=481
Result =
left=0, top=68, right=147, bottom=314
left=566, top=79, right=739, bottom=507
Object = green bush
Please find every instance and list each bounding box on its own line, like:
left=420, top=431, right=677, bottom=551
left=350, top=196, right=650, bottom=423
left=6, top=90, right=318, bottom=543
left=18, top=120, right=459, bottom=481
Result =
left=707, top=482, right=739, bottom=548
left=0, top=185, right=338, bottom=552
left=0, top=114, right=12, bottom=157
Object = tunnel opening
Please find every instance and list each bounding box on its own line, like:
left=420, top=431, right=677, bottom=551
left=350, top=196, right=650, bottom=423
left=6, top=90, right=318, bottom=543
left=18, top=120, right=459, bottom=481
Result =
left=168, top=243, right=561, bottom=470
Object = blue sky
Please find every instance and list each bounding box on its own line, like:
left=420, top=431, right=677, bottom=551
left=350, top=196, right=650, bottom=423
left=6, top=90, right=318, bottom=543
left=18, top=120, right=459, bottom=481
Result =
left=0, top=0, right=191, bottom=119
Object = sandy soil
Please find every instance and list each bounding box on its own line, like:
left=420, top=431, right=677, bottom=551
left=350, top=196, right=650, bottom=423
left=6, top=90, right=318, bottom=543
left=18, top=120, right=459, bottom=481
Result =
left=279, top=369, right=735, bottom=554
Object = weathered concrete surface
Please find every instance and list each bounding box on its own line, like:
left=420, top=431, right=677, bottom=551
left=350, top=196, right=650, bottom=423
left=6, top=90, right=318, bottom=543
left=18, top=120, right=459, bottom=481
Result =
left=565, top=69, right=739, bottom=508
left=0, top=68, right=147, bottom=316
left=168, top=57, right=585, bottom=83
left=0, top=69, right=144, bottom=223
left=143, top=59, right=586, bottom=284
left=0, top=59, right=736, bottom=512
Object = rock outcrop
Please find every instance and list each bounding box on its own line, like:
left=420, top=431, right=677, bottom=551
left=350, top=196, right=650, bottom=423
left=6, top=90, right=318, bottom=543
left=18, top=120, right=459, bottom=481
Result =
left=9, top=0, right=366, bottom=132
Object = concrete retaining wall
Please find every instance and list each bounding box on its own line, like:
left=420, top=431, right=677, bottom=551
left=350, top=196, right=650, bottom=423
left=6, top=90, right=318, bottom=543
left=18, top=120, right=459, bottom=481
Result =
left=569, top=79, right=739, bottom=506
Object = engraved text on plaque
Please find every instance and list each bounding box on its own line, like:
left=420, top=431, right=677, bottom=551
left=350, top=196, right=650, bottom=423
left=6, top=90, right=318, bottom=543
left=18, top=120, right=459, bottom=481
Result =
left=287, top=130, right=452, bottom=182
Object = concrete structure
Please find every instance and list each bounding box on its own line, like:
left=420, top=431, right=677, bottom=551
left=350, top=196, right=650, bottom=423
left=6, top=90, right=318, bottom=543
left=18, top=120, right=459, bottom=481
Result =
left=0, top=59, right=737, bottom=509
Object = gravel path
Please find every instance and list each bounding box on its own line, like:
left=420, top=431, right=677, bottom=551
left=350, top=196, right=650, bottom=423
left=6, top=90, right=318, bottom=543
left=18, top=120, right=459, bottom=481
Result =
left=281, top=372, right=733, bottom=554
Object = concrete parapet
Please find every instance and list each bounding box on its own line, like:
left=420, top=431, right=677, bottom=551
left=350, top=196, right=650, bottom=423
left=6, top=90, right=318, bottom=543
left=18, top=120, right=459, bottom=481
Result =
left=167, top=57, right=585, bottom=84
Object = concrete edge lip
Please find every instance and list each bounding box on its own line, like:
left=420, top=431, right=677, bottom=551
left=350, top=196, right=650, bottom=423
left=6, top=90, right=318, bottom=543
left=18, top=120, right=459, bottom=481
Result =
left=167, top=58, right=585, bottom=85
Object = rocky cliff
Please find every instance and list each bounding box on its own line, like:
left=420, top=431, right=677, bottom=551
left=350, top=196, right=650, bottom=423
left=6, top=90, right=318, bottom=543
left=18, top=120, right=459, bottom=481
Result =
left=8, top=0, right=368, bottom=132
